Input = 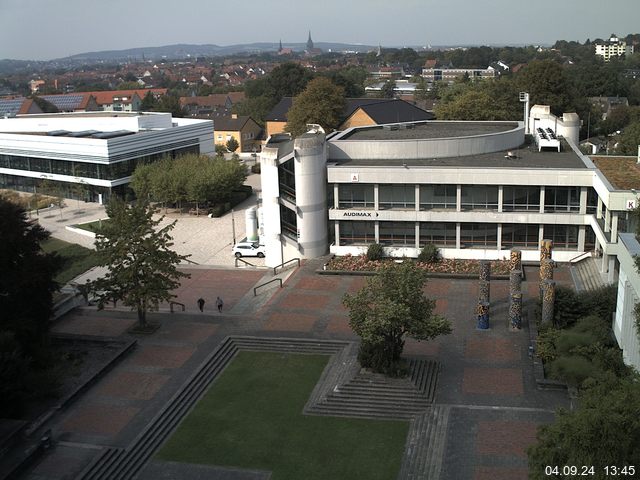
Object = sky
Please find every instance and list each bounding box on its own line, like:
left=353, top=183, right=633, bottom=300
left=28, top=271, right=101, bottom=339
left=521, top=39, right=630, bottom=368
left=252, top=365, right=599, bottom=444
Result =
left=0, top=0, right=639, bottom=61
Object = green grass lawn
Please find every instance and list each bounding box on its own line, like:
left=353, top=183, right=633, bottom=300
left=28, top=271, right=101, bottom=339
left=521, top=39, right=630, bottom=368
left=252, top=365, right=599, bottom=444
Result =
left=41, top=238, right=99, bottom=285
left=157, top=351, right=409, bottom=480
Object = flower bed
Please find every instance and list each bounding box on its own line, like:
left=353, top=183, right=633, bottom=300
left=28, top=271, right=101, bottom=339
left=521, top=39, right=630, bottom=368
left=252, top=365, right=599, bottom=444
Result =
left=326, top=254, right=511, bottom=276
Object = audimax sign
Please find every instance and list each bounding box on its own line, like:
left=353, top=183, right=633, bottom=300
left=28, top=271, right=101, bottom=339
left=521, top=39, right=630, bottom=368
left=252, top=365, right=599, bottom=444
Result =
left=343, top=211, right=379, bottom=217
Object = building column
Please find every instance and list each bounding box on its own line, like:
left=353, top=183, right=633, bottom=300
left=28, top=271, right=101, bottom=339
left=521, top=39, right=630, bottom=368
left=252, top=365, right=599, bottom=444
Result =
left=601, top=252, right=609, bottom=274
left=538, top=225, right=545, bottom=248
left=597, top=196, right=603, bottom=219
left=579, top=187, right=587, bottom=215
left=608, top=256, right=616, bottom=284
left=415, top=184, right=420, bottom=212
left=456, top=184, right=462, bottom=212
left=578, top=225, right=586, bottom=252
left=605, top=208, right=611, bottom=233
left=456, top=222, right=461, bottom=249
left=611, top=212, right=619, bottom=243
left=375, top=221, right=380, bottom=243
left=539, top=186, right=545, bottom=214
left=334, top=221, right=340, bottom=247
left=415, top=222, right=420, bottom=249
left=497, top=224, right=503, bottom=251
left=498, top=186, right=503, bottom=213
left=333, top=184, right=339, bottom=209
left=374, top=184, right=379, bottom=210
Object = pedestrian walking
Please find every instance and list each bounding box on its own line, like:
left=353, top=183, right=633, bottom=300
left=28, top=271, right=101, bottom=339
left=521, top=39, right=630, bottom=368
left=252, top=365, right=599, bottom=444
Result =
left=197, top=298, right=205, bottom=312
left=216, top=296, right=224, bottom=313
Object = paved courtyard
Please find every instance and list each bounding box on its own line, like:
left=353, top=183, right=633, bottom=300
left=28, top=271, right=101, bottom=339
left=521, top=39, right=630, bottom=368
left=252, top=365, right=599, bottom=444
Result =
left=19, top=257, right=574, bottom=480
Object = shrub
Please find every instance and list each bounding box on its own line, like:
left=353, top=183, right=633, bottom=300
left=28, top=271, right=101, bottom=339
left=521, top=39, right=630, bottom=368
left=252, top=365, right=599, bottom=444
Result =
left=553, top=284, right=617, bottom=328
left=209, top=204, right=226, bottom=217
left=547, top=355, right=604, bottom=387
left=358, top=341, right=408, bottom=377
left=366, top=243, right=385, bottom=261
left=418, top=244, right=440, bottom=263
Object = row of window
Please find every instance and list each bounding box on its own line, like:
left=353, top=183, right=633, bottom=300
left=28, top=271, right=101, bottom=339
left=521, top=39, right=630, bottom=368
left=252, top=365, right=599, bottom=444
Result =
left=337, top=184, right=597, bottom=213
left=338, top=221, right=592, bottom=250
left=0, top=145, right=199, bottom=181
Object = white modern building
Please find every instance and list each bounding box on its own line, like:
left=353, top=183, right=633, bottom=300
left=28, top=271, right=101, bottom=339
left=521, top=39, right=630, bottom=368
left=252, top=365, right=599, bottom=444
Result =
left=258, top=105, right=640, bottom=370
left=595, top=34, right=634, bottom=62
left=0, top=111, right=214, bottom=203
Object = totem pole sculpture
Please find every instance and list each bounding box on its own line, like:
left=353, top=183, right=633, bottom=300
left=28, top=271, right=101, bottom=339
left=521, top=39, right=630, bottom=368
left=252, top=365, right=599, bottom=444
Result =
left=477, top=261, right=491, bottom=329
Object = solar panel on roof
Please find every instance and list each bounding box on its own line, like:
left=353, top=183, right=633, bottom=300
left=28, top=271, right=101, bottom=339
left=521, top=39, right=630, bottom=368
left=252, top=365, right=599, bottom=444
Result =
left=0, top=98, right=25, bottom=115
left=42, top=95, right=83, bottom=110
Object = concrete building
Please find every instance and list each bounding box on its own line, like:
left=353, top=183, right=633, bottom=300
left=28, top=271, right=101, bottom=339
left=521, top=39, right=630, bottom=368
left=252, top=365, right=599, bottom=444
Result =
left=0, top=111, right=213, bottom=203
left=595, top=34, right=634, bottom=62
left=421, top=66, right=495, bottom=83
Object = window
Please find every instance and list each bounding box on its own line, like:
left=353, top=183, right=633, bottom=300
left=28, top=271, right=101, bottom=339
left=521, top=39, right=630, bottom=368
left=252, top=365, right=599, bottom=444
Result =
left=420, top=222, right=456, bottom=246
left=339, top=221, right=375, bottom=245
left=379, top=221, right=415, bottom=246
left=502, top=186, right=540, bottom=211
left=502, top=224, right=539, bottom=248
left=461, top=186, right=498, bottom=211
left=460, top=223, right=498, bottom=248
left=420, top=185, right=456, bottom=210
left=378, top=184, right=415, bottom=209
left=280, top=205, right=297, bottom=240
left=543, top=224, right=579, bottom=250
left=338, top=184, right=374, bottom=209
left=278, top=159, right=296, bottom=202
left=586, top=188, right=598, bottom=214
left=544, top=187, right=580, bottom=213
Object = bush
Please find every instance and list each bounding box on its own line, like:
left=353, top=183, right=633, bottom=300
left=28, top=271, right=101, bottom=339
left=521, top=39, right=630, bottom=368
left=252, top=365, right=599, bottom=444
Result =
left=366, top=243, right=385, bottom=261
left=358, top=341, right=408, bottom=377
left=418, top=244, right=440, bottom=263
left=553, top=284, right=617, bottom=329
left=209, top=205, right=226, bottom=217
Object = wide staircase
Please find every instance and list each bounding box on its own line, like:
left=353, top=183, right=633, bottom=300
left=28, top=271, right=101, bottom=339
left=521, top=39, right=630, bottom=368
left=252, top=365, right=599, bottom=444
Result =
left=571, top=257, right=607, bottom=292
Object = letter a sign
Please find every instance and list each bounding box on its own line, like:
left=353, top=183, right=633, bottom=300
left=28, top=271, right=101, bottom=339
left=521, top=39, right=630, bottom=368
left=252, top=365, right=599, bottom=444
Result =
left=350, top=173, right=359, bottom=182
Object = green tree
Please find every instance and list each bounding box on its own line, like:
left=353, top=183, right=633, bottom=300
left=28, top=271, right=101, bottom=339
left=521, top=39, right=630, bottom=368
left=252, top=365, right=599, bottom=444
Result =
left=89, top=199, right=190, bottom=327
left=0, top=198, right=61, bottom=416
left=516, top=59, right=574, bottom=115
left=343, top=262, right=452, bottom=375
left=379, top=80, right=396, bottom=98
left=616, top=121, right=640, bottom=154
left=528, top=375, right=640, bottom=479
left=285, top=77, right=346, bottom=137
left=226, top=136, right=239, bottom=152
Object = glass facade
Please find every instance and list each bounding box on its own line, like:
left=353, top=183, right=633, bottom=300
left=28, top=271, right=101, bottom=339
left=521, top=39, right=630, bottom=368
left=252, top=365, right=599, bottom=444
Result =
left=338, top=184, right=374, bottom=209
left=278, top=158, right=296, bottom=202
left=379, top=221, right=415, bottom=246
left=280, top=204, right=297, bottom=240
left=0, top=145, right=199, bottom=181
left=339, top=221, right=375, bottom=245
left=544, top=187, right=580, bottom=212
left=501, top=224, right=539, bottom=248
left=419, top=222, right=456, bottom=246
left=419, top=185, right=456, bottom=210
left=378, top=184, right=415, bottom=209
left=460, top=223, right=498, bottom=248
left=461, top=186, right=498, bottom=211
left=543, top=224, right=579, bottom=249
left=502, top=186, right=540, bottom=211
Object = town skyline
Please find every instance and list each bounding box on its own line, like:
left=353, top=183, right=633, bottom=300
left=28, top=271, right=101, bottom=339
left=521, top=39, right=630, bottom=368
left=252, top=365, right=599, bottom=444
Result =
left=1, top=0, right=639, bottom=61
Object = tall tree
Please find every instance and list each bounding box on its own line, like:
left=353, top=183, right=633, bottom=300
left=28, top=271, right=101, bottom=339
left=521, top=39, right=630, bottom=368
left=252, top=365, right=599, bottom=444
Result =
left=516, top=59, right=575, bottom=115
left=379, top=80, right=396, bottom=98
left=528, top=374, right=640, bottom=478
left=616, top=121, right=640, bottom=155
left=89, top=199, right=190, bottom=327
left=0, top=197, right=61, bottom=416
left=343, top=262, right=452, bottom=375
left=285, top=77, right=346, bottom=137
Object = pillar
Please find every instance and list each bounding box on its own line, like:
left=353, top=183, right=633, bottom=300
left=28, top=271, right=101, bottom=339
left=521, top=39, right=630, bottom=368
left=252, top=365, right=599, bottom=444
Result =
left=479, top=260, right=491, bottom=304
left=509, top=248, right=522, bottom=272
left=540, top=258, right=554, bottom=282
left=540, top=239, right=553, bottom=261
left=509, top=292, right=523, bottom=330
left=476, top=301, right=490, bottom=330
left=510, top=270, right=522, bottom=296
left=541, top=279, right=556, bottom=325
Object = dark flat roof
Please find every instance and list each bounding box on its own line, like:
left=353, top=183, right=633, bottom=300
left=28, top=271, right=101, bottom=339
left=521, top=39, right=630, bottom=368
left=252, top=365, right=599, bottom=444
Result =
left=330, top=140, right=588, bottom=169
left=338, top=121, right=519, bottom=141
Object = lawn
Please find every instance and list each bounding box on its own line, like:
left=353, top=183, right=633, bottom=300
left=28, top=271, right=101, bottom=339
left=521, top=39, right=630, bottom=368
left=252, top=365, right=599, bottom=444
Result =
left=41, top=238, right=99, bottom=285
left=157, top=351, right=409, bottom=480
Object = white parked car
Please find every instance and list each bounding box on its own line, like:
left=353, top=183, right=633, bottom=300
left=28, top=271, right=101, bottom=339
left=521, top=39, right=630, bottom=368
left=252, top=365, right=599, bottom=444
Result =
left=232, top=240, right=265, bottom=258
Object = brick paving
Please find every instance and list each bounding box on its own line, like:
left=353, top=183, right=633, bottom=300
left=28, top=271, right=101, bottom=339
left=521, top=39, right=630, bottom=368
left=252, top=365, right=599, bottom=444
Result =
left=23, top=261, right=573, bottom=480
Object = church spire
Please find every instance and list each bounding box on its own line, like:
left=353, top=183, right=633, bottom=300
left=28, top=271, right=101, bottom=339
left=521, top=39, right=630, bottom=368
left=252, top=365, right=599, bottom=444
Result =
left=306, top=30, right=314, bottom=51
left=279, top=39, right=283, bottom=53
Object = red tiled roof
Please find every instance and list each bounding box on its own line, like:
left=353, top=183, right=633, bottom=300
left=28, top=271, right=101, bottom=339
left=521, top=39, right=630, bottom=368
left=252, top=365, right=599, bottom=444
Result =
left=84, top=88, right=167, bottom=106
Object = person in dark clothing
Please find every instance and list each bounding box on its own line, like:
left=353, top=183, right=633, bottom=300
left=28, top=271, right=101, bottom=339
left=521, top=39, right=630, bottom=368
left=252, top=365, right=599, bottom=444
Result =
left=216, top=296, right=223, bottom=312
left=197, top=298, right=205, bottom=312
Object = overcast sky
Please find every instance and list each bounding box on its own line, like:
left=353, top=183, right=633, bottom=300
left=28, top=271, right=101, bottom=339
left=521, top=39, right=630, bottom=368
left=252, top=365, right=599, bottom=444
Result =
left=1, top=0, right=639, bottom=60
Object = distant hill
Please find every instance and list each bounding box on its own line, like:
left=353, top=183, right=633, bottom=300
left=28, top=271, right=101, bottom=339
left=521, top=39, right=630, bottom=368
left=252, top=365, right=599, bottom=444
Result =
left=62, top=42, right=379, bottom=62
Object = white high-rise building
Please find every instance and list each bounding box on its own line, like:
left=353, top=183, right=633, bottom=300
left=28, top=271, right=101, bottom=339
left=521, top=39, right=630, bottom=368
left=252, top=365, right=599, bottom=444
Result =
left=595, top=34, right=634, bottom=62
